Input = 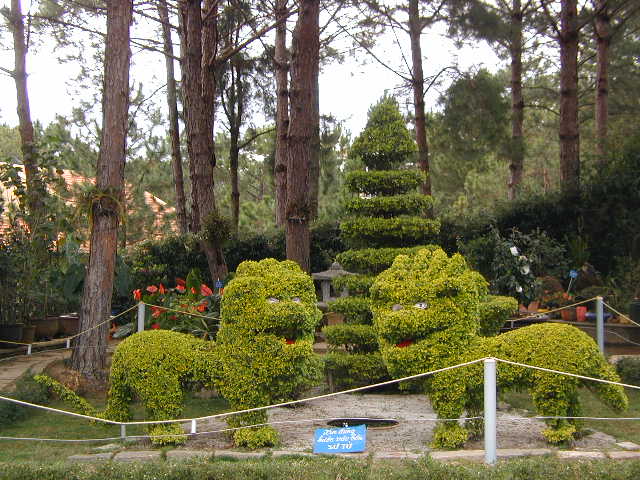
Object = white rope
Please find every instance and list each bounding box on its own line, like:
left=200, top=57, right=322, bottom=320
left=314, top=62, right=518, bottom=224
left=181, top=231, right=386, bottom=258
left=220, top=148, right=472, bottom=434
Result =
left=0, top=357, right=484, bottom=427
left=603, top=301, right=640, bottom=328
left=493, top=357, right=640, bottom=390
left=507, top=297, right=598, bottom=323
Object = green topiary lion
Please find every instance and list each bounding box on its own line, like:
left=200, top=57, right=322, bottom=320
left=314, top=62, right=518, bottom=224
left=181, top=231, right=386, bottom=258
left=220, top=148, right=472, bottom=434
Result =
left=103, top=258, right=322, bottom=448
left=371, top=248, right=628, bottom=449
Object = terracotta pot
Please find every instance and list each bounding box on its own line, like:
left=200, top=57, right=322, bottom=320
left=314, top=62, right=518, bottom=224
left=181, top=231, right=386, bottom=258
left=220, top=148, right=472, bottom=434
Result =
left=21, top=325, right=36, bottom=344
left=0, top=324, right=24, bottom=348
left=576, top=306, right=587, bottom=322
left=58, top=316, right=80, bottom=336
left=560, top=308, right=577, bottom=322
left=32, top=317, right=60, bottom=339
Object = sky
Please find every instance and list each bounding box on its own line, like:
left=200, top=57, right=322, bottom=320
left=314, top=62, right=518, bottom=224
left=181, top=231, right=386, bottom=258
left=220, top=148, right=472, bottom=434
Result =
left=0, top=9, right=501, bottom=138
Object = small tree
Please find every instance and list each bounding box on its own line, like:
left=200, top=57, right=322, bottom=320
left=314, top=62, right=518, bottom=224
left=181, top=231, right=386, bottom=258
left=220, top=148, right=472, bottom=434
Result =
left=324, top=95, right=439, bottom=389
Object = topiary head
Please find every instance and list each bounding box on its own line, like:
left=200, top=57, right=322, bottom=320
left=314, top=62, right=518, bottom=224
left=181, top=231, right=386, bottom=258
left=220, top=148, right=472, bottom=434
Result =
left=220, top=258, right=321, bottom=343
left=370, top=248, right=487, bottom=364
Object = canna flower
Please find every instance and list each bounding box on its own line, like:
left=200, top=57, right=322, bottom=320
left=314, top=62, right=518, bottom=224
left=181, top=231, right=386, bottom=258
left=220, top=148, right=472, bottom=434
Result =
left=146, top=285, right=158, bottom=294
left=176, top=278, right=186, bottom=287
left=151, top=306, right=166, bottom=318
left=200, top=284, right=213, bottom=296
left=196, top=303, right=206, bottom=312
left=151, top=323, right=161, bottom=330
left=133, top=289, right=142, bottom=301
left=191, top=287, right=197, bottom=295
left=159, top=283, right=166, bottom=295
left=175, top=284, right=185, bottom=293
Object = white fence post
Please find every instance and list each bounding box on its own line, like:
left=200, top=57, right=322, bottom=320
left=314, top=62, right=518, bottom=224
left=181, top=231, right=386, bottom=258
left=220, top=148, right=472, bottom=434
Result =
left=596, top=296, right=605, bottom=354
left=484, top=358, right=497, bottom=465
left=137, top=302, right=146, bottom=333
left=27, top=344, right=32, bottom=355
left=191, top=419, right=197, bottom=434
left=120, top=424, right=127, bottom=441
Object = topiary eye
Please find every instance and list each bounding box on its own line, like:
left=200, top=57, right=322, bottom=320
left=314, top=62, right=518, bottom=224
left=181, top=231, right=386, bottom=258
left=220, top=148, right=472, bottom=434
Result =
left=292, top=297, right=302, bottom=303
left=414, top=301, right=429, bottom=310
left=392, top=304, right=403, bottom=311
left=267, top=297, right=280, bottom=303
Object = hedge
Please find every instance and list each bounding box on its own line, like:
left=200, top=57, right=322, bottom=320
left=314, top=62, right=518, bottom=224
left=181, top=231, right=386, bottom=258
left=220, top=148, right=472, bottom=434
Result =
left=341, top=217, right=441, bottom=249
left=344, top=170, right=423, bottom=196
left=331, top=274, right=375, bottom=296
left=344, top=193, right=432, bottom=218
left=336, top=245, right=439, bottom=274
left=327, top=296, right=372, bottom=324
left=323, top=324, right=379, bottom=353
left=323, top=351, right=389, bottom=390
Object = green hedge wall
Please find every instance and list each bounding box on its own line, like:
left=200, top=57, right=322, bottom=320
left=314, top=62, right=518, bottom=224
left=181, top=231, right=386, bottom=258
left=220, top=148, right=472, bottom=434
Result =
left=344, top=170, right=423, bottom=196
left=323, top=324, right=379, bottom=353
left=324, top=352, right=389, bottom=390
left=344, top=193, right=432, bottom=218
left=327, top=296, right=372, bottom=324
left=332, top=274, right=375, bottom=296
left=336, top=245, right=438, bottom=274
left=341, top=217, right=441, bottom=248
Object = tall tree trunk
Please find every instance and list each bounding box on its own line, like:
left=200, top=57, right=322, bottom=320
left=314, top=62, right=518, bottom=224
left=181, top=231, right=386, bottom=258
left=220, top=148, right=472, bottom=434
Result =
left=594, top=0, right=610, bottom=165
left=70, top=0, right=132, bottom=380
left=230, top=123, right=240, bottom=234
left=274, top=0, right=289, bottom=227
left=508, top=0, right=525, bottom=200
left=157, top=0, right=188, bottom=234
left=408, top=0, right=431, bottom=197
left=307, top=64, right=320, bottom=220
left=286, top=0, right=319, bottom=273
left=559, top=0, right=580, bottom=196
left=10, top=0, right=43, bottom=218
left=180, top=0, right=227, bottom=281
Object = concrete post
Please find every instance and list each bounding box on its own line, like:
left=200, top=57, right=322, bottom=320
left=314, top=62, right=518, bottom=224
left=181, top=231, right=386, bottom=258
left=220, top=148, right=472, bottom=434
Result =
left=484, top=358, right=497, bottom=465
left=120, top=424, right=126, bottom=441
left=596, top=296, right=605, bottom=354
left=191, top=419, right=197, bottom=434
left=137, top=302, right=146, bottom=333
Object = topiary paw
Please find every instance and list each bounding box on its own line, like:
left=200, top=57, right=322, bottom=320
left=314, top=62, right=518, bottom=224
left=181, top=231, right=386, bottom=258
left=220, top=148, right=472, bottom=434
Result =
left=233, top=425, right=279, bottom=449
left=542, top=424, right=576, bottom=444
left=148, top=422, right=187, bottom=446
left=430, top=423, right=468, bottom=449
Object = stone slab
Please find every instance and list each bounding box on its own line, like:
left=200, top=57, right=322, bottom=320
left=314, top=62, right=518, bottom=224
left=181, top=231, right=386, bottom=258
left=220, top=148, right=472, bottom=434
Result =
left=430, top=450, right=485, bottom=462
left=94, top=443, right=121, bottom=451
left=557, top=451, right=606, bottom=460
left=166, top=450, right=212, bottom=461
left=608, top=451, right=640, bottom=460
left=215, top=451, right=266, bottom=460
left=374, top=452, right=424, bottom=461
left=270, top=450, right=314, bottom=457
left=68, top=453, right=113, bottom=462
left=497, top=448, right=552, bottom=458
left=113, top=450, right=162, bottom=462
left=616, top=441, right=640, bottom=451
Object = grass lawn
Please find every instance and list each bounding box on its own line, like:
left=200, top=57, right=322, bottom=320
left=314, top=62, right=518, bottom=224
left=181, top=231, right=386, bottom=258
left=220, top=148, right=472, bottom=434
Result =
left=502, top=388, right=640, bottom=443
left=0, top=393, right=230, bottom=463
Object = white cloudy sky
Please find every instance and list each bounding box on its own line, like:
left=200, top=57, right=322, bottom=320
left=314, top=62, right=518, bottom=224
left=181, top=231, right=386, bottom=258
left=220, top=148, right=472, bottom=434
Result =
left=0, top=10, right=501, bottom=137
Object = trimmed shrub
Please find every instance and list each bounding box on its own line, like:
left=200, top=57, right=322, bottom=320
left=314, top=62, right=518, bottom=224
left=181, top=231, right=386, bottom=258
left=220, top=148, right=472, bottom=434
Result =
left=33, top=375, right=97, bottom=416
left=371, top=248, right=627, bottom=448
left=336, top=245, right=438, bottom=275
left=478, top=295, right=518, bottom=336
left=323, top=352, right=389, bottom=390
left=344, top=170, right=423, bottom=196
left=345, top=193, right=432, bottom=218
left=323, top=324, right=379, bottom=353
left=327, top=296, right=372, bottom=324
left=341, top=217, right=441, bottom=249
left=331, top=274, right=375, bottom=296
left=615, top=357, right=640, bottom=385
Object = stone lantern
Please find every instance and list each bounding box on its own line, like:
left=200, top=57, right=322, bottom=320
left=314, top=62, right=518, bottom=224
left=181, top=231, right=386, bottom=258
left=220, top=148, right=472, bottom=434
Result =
left=311, top=262, right=353, bottom=310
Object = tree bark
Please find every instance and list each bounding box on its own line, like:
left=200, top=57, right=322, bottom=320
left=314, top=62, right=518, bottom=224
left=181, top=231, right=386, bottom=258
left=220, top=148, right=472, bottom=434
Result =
left=10, top=0, right=43, bottom=218
left=229, top=108, right=241, bottom=234
left=274, top=0, right=289, bottom=227
left=594, top=0, right=610, bottom=165
left=507, top=0, right=525, bottom=200
left=157, top=0, right=188, bottom=234
left=408, top=0, right=431, bottom=197
left=180, top=0, right=227, bottom=281
left=70, top=0, right=132, bottom=380
left=286, top=0, right=319, bottom=273
left=559, top=0, right=580, bottom=196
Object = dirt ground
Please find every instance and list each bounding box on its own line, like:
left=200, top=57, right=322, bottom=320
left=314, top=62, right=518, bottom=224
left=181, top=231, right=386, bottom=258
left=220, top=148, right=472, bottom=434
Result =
left=191, top=392, right=619, bottom=453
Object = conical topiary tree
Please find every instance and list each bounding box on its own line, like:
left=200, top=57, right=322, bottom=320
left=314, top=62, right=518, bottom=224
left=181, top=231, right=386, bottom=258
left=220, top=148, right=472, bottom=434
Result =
left=323, top=95, right=440, bottom=389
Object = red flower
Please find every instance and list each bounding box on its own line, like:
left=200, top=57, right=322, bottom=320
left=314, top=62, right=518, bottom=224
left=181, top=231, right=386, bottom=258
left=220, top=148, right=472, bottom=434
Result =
left=159, top=283, right=166, bottom=295
left=396, top=339, right=414, bottom=348
left=191, top=287, right=197, bottom=294
left=175, top=285, right=185, bottom=293
left=146, top=285, right=158, bottom=294
left=176, top=278, right=186, bottom=287
left=285, top=338, right=295, bottom=345
left=133, top=289, right=142, bottom=301
left=151, top=306, right=166, bottom=318
left=196, top=303, right=206, bottom=312
left=200, top=284, right=213, bottom=296
left=151, top=323, right=161, bottom=330
left=170, top=315, right=177, bottom=321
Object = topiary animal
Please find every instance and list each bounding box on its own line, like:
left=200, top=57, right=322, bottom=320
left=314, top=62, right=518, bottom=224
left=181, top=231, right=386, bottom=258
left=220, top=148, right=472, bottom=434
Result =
left=370, top=248, right=628, bottom=449
left=104, top=258, right=322, bottom=448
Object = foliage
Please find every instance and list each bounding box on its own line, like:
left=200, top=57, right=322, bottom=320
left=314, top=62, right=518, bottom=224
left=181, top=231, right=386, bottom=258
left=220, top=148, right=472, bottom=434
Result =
left=104, top=330, right=218, bottom=445
left=0, top=374, right=49, bottom=427
left=345, top=193, right=433, bottom=218
left=323, top=352, right=389, bottom=390
left=33, top=375, right=97, bottom=416
left=215, top=259, right=323, bottom=448
left=371, top=248, right=626, bottom=448
left=327, top=296, right=372, bottom=324
left=344, top=170, right=423, bottom=196
left=323, top=324, right=378, bottom=353
left=336, top=245, right=438, bottom=275
left=616, top=358, right=640, bottom=386
left=202, top=212, right=233, bottom=247
left=331, top=274, right=374, bottom=296
left=341, top=217, right=441, bottom=249
left=478, top=295, right=518, bottom=336
left=350, top=95, right=416, bottom=170
left=132, top=272, right=219, bottom=338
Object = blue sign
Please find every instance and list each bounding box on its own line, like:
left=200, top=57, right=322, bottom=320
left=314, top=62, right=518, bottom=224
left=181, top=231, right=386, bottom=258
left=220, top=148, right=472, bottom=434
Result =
left=215, top=280, right=224, bottom=289
left=313, top=425, right=366, bottom=454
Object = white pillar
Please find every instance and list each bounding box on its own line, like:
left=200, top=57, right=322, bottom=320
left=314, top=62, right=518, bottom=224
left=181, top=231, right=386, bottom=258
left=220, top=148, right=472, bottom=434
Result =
left=137, top=302, right=146, bottom=333
left=596, top=296, right=605, bottom=354
left=484, top=358, right=497, bottom=465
